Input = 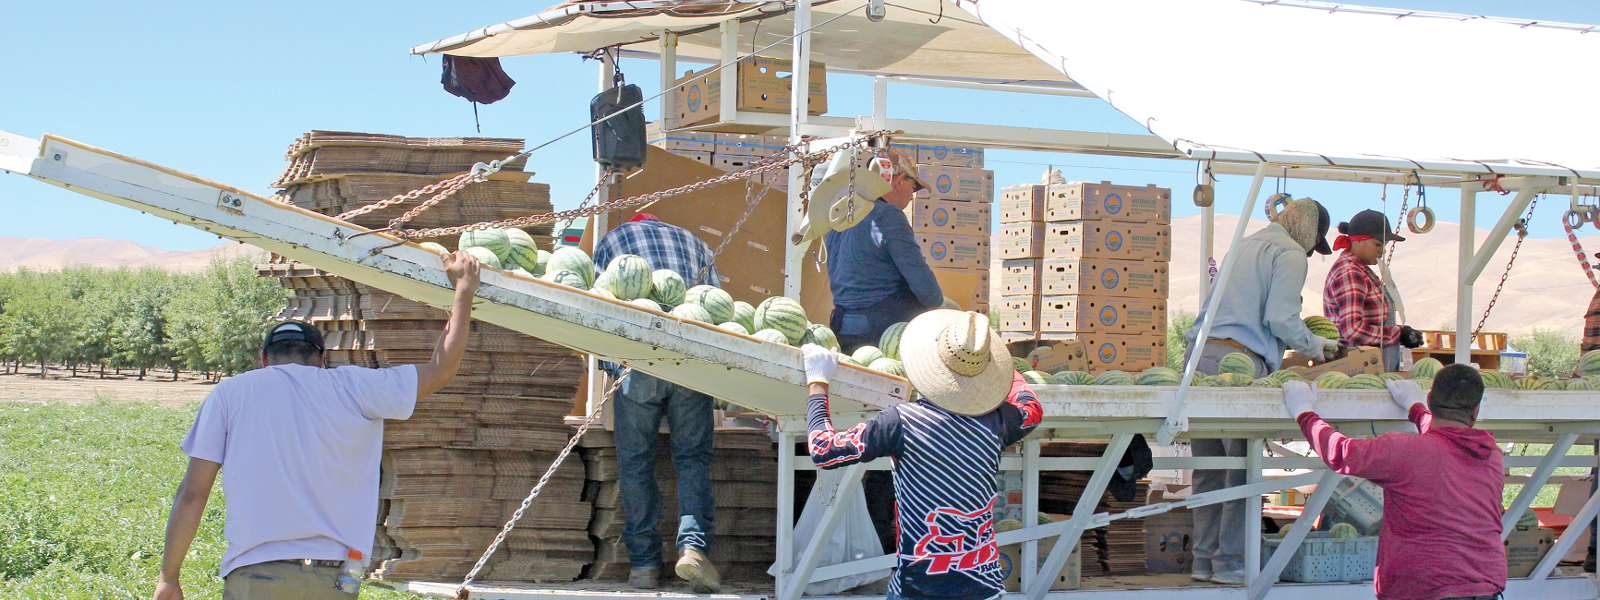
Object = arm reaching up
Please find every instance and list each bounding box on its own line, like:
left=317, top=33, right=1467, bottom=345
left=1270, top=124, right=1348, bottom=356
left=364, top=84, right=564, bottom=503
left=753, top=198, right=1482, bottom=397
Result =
left=416, top=251, right=481, bottom=400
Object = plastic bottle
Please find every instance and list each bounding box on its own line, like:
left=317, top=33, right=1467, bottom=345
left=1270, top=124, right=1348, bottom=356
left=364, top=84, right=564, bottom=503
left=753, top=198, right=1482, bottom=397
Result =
left=334, top=549, right=363, bottom=594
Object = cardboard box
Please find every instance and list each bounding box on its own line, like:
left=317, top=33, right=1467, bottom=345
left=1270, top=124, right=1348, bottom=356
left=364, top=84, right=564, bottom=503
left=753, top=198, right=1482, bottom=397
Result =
left=1044, top=222, right=1172, bottom=262
left=1038, top=332, right=1166, bottom=373
left=999, top=296, right=1040, bottom=333
left=1143, top=508, right=1195, bottom=574
left=998, top=222, right=1046, bottom=259
left=932, top=267, right=989, bottom=312
left=998, top=536, right=1081, bottom=592
left=1000, top=258, right=1042, bottom=296
left=915, top=165, right=995, bottom=203
left=669, top=150, right=714, bottom=167
left=1045, top=182, right=1172, bottom=224
left=1000, top=184, right=1048, bottom=224
left=645, top=121, right=717, bottom=152
left=917, top=232, right=989, bottom=270
left=1027, top=341, right=1089, bottom=373
left=711, top=154, right=756, bottom=172
left=668, top=58, right=827, bottom=129
left=1506, top=524, right=1556, bottom=578
left=714, top=133, right=783, bottom=157
left=1040, top=258, right=1169, bottom=299
left=915, top=144, right=985, bottom=169
left=906, top=199, right=991, bottom=236
left=1283, top=346, right=1384, bottom=379
left=1039, top=295, right=1167, bottom=336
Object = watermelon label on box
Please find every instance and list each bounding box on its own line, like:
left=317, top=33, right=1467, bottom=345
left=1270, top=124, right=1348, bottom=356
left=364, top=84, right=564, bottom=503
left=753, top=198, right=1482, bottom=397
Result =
left=1039, top=333, right=1164, bottom=372
left=1044, top=181, right=1171, bottom=224
left=1044, top=222, right=1170, bottom=261
left=1041, top=258, right=1168, bottom=298
left=918, top=233, right=988, bottom=270
left=906, top=200, right=989, bottom=235
left=1040, top=296, right=1166, bottom=335
left=914, top=165, right=994, bottom=202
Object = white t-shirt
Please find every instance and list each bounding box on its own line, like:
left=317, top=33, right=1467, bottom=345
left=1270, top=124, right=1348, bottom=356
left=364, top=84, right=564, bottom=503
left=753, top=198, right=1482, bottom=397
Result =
left=181, top=363, right=417, bottom=576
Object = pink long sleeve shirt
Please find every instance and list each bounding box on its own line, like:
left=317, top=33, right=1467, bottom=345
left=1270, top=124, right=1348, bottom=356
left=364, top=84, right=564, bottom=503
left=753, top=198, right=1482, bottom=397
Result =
left=1298, top=405, right=1506, bottom=600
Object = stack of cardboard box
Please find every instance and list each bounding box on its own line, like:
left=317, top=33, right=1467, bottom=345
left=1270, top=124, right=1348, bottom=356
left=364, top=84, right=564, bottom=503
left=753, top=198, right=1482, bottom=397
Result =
left=998, top=182, right=1172, bottom=374
left=645, top=122, right=789, bottom=190
left=905, top=144, right=994, bottom=312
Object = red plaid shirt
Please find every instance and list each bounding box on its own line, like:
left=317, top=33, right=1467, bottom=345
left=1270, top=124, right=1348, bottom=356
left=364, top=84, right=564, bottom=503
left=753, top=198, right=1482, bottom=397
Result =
left=1323, top=250, right=1400, bottom=347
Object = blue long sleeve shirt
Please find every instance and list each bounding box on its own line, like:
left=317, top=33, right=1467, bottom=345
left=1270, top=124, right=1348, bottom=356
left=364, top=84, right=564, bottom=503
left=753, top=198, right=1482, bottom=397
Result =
left=823, top=199, right=943, bottom=310
left=1187, top=222, right=1324, bottom=370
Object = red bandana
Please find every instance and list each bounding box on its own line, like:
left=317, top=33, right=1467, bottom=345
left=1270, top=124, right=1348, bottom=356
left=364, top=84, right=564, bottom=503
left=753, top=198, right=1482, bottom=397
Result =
left=1333, top=234, right=1374, bottom=252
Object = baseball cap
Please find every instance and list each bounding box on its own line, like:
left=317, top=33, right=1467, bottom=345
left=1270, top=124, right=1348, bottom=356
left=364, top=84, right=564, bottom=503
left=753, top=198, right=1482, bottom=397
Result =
left=263, top=321, right=325, bottom=353
left=884, top=148, right=932, bottom=191
left=1313, top=201, right=1333, bottom=255
left=1339, top=209, right=1406, bottom=243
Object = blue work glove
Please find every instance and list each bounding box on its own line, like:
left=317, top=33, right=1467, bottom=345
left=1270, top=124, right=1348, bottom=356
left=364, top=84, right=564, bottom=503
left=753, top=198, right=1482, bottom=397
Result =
left=1282, top=380, right=1317, bottom=418
left=1386, top=379, right=1426, bottom=413
left=802, top=343, right=838, bottom=385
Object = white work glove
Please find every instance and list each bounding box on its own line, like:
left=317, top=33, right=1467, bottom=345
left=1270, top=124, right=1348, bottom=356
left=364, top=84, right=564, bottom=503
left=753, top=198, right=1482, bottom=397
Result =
left=1313, top=335, right=1340, bottom=361
left=1386, top=379, right=1426, bottom=413
left=802, top=343, right=838, bottom=385
left=1282, top=380, right=1317, bottom=418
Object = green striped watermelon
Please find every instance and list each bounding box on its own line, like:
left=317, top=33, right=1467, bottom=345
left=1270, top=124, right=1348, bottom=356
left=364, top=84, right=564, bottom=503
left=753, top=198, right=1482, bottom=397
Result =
left=1314, top=371, right=1350, bottom=389
left=1022, top=371, right=1055, bottom=385
left=1219, top=373, right=1254, bottom=387
left=1564, top=378, right=1595, bottom=391
left=543, top=268, right=586, bottom=289
left=1412, top=376, right=1434, bottom=391
left=1581, top=350, right=1600, bottom=377
left=1095, top=370, right=1136, bottom=386
left=671, top=303, right=712, bottom=323
left=630, top=298, right=662, bottom=312
left=459, top=228, right=511, bottom=261
left=590, top=287, right=618, bottom=300
left=871, top=358, right=907, bottom=377
left=840, top=354, right=862, bottom=367
left=1345, top=374, right=1386, bottom=389
left=802, top=324, right=840, bottom=352
left=880, top=322, right=909, bottom=360
left=1054, top=371, right=1097, bottom=386
left=731, top=301, right=757, bottom=334
left=1410, top=357, right=1443, bottom=379
left=1012, top=357, right=1033, bottom=373
left=651, top=270, right=687, bottom=307
left=753, top=328, right=790, bottom=345
left=718, top=322, right=750, bottom=335
left=1196, top=374, right=1226, bottom=387
left=1380, top=372, right=1406, bottom=381
left=1328, top=523, right=1360, bottom=539
left=1218, top=353, right=1257, bottom=377
left=547, top=247, right=595, bottom=286
left=684, top=286, right=735, bottom=324
left=1304, top=315, right=1339, bottom=340
left=598, top=254, right=653, bottom=300
left=502, top=228, right=541, bottom=272
left=1480, top=371, right=1513, bottom=389
left=1138, top=367, right=1181, bottom=386
left=419, top=241, right=449, bottom=254
left=509, top=267, right=534, bottom=278
left=755, top=296, right=810, bottom=344
left=533, top=249, right=552, bottom=277
left=1269, top=369, right=1305, bottom=384
left=1252, top=377, right=1278, bottom=388
left=463, top=246, right=502, bottom=270
left=853, top=345, right=886, bottom=366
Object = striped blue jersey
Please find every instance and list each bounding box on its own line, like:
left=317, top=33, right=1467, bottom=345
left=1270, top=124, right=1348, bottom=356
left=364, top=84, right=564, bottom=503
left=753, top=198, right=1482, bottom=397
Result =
left=807, top=372, right=1042, bottom=600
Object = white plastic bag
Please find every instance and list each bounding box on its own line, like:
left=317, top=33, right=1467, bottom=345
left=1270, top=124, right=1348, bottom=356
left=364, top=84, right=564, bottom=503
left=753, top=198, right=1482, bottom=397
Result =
left=768, top=469, right=892, bottom=595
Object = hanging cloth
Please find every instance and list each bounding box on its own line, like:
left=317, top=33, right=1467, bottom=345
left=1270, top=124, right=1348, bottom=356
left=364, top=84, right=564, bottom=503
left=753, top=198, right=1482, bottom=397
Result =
left=441, top=55, right=517, bottom=132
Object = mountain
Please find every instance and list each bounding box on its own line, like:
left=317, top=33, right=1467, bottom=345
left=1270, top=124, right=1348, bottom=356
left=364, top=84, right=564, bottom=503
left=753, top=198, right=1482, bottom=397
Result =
left=991, top=216, right=1600, bottom=337
left=0, top=237, right=265, bottom=273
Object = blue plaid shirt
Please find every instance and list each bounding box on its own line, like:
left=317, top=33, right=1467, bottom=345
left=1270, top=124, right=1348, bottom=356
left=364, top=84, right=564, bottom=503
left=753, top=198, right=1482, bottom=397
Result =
left=592, top=219, right=720, bottom=287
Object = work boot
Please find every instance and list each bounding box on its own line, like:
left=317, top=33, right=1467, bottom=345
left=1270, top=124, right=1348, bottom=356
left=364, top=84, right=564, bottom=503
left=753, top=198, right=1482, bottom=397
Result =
left=1586, top=546, right=1596, bottom=574
left=675, top=547, right=721, bottom=594
left=628, top=566, right=659, bottom=589
left=1189, top=567, right=1213, bottom=582
left=1209, top=570, right=1245, bottom=585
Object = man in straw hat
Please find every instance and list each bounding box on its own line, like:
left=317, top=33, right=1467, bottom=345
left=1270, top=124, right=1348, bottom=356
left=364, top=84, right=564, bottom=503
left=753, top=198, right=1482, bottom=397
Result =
left=801, top=309, right=1041, bottom=600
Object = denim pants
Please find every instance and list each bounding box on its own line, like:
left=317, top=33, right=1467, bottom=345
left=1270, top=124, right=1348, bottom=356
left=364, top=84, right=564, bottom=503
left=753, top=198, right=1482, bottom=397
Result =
left=830, top=287, right=927, bottom=353
left=613, top=370, right=716, bottom=568
left=224, top=561, right=354, bottom=599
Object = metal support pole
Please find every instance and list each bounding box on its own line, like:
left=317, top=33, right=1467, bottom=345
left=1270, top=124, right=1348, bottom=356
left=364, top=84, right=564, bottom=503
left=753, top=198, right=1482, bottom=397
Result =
left=1199, top=160, right=1216, bottom=305
left=718, top=21, right=738, bottom=124
left=872, top=76, right=888, bottom=129
left=585, top=52, right=616, bottom=414
left=1531, top=480, right=1600, bottom=581
left=1022, top=438, right=1041, bottom=590
left=1456, top=179, right=1476, bottom=365
left=1504, top=433, right=1579, bottom=539
left=659, top=32, right=678, bottom=124
left=1159, top=162, right=1271, bottom=446
left=1249, top=470, right=1344, bottom=600
left=783, top=0, right=813, bottom=301
left=779, top=461, right=865, bottom=600
left=1464, top=183, right=1550, bottom=283
left=1025, top=433, right=1134, bottom=600
left=1244, top=439, right=1263, bottom=585
left=776, top=431, right=796, bottom=594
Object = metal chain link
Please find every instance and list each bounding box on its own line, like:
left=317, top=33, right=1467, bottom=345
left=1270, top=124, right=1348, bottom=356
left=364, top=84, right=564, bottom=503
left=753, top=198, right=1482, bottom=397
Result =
left=1474, top=193, right=1539, bottom=337
left=335, top=172, right=479, bottom=222
left=695, top=154, right=777, bottom=284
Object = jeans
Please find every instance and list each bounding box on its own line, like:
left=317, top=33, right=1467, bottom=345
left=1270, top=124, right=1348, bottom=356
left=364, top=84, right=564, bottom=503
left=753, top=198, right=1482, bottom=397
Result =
left=224, top=561, right=354, bottom=600
left=1183, top=340, right=1270, bottom=379
left=1191, top=438, right=1247, bottom=574
left=830, top=287, right=928, bottom=353
left=613, top=370, right=716, bottom=568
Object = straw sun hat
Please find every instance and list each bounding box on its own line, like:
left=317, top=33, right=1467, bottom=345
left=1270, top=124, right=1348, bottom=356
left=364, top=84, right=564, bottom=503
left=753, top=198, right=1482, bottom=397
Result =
left=900, top=309, right=1014, bottom=416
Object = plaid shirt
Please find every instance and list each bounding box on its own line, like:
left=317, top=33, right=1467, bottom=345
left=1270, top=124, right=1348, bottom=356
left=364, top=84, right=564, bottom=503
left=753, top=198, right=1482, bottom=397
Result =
left=592, top=219, right=720, bottom=287
left=1323, top=250, right=1400, bottom=347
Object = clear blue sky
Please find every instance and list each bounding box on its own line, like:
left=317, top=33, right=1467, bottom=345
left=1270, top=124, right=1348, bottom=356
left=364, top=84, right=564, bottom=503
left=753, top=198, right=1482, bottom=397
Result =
left=2, top=1, right=1595, bottom=251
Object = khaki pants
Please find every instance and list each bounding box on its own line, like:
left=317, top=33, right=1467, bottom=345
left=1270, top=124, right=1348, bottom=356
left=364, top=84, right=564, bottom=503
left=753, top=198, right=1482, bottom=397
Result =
left=224, top=560, right=356, bottom=600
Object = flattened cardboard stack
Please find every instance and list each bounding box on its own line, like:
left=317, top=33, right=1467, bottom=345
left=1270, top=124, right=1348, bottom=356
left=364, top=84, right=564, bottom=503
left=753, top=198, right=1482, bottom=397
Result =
left=577, top=428, right=778, bottom=583
left=262, top=132, right=590, bottom=583
left=1037, top=441, right=1148, bottom=578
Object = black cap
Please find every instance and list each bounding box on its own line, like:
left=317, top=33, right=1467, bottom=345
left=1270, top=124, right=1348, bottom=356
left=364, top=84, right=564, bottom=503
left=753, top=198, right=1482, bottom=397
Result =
left=263, top=321, right=325, bottom=353
left=1312, top=201, right=1333, bottom=256
left=1338, top=209, right=1406, bottom=243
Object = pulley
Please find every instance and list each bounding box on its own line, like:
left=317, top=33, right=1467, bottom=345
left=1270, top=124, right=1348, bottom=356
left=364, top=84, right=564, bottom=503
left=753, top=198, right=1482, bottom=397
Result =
left=1264, top=192, right=1292, bottom=219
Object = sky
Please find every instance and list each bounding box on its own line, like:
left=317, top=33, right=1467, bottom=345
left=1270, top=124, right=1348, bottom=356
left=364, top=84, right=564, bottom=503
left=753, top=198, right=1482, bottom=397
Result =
left=2, top=1, right=1597, bottom=252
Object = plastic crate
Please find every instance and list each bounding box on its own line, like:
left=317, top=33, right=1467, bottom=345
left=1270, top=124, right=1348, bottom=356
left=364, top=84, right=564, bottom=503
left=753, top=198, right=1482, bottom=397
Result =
left=1327, top=477, right=1384, bottom=532
left=1262, top=533, right=1379, bottom=583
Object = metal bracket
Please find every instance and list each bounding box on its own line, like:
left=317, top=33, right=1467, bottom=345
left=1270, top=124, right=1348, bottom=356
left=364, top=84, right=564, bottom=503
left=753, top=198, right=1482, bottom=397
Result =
left=217, top=190, right=246, bottom=216
left=866, top=0, right=886, bottom=21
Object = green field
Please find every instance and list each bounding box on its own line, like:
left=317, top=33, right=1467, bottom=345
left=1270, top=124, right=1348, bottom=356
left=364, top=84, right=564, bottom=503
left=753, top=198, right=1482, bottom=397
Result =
left=0, top=399, right=420, bottom=599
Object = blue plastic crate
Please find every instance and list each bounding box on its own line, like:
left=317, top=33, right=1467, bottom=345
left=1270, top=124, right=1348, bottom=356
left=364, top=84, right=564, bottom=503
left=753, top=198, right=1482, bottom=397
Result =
left=1262, top=533, right=1379, bottom=583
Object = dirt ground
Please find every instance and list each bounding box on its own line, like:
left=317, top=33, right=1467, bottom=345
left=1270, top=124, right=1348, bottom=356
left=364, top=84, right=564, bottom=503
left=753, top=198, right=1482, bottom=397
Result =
left=0, top=364, right=217, bottom=409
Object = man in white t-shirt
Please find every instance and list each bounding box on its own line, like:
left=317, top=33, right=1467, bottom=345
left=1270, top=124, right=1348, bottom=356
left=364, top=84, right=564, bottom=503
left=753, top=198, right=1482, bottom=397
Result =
left=152, top=251, right=480, bottom=600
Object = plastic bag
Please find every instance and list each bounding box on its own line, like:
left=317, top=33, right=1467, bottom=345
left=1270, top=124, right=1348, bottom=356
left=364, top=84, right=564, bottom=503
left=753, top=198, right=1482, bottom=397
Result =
left=768, top=469, right=892, bottom=595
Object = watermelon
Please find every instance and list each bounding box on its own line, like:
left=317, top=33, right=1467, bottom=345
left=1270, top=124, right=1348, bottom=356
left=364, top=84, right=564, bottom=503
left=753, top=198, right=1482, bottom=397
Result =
left=1515, top=508, right=1539, bottom=531
left=1218, top=352, right=1257, bottom=377
left=839, top=354, right=862, bottom=367
left=650, top=269, right=687, bottom=307
left=1314, top=371, right=1350, bottom=389
left=1480, top=371, right=1513, bottom=389
left=463, top=245, right=502, bottom=270
left=1581, top=350, right=1600, bottom=377
left=1095, top=370, right=1136, bottom=386
left=459, top=228, right=511, bottom=261
left=1379, top=372, right=1406, bottom=381
left=1411, top=357, right=1443, bottom=379
left=1252, top=377, right=1278, bottom=388
left=590, top=287, right=617, bottom=300
left=802, top=324, right=840, bottom=352
left=630, top=298, right=662, bottom=312
left=547, top=247, right=596, bottom=286
left=685, top=286, right=735, bottom=324
left=1197, top=374, right=1226, bottom=387
left=1412, top=377, right=1434, bottom=391
left=1590, top=375, right=1600, bottom=388
left=994, top=519, right=1024, bottom=534
left=1012, top=357, right=1033, bottom=373
left=419, top=241, right=449, bottom=254
left=1054, top=371, right=1097, bottom=386
left=597, top=254, right=653, bottom=300
left=502, top=228, right=541, bottom=272
left=1564, top=378, right=1595, bottom=391
left=718, top=322, right=750, bottom=335
left=731, top=301, right=757, bottom=335
left=1137, top=367, right=1181, bottom=386
left=509, top=267, right=534, bottom=278
left=1022, top=371, right=1056, bottom=385
left=1269, top=369, right=1305, bottom=384
left=880, top=322, right=910, bottom=360
left=1344, top=374, right=1386, bottom=389
left=753, top=328, right=790, bottom=345
left=1219, top=373, right=1254, bottom=387
left=755, top=296, right=810, bottom=344
left=1328, top=523, right=1360, bottom=539
left=1304, top=315, right=1340, bottom=340
left=542, top=268, right=587, bottom=289
left=533, top=249, right=552, bottom=277
left=671, top=303, right=712, bottom=323
left=871, top=358, right=907, bottom=377
left=853, top=345, right=886, bottom=366
left=1535, top=377, right=1561, bottom=390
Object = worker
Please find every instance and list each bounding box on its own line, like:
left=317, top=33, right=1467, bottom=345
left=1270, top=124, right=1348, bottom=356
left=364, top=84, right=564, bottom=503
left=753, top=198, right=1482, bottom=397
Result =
left=824, top=148, right=944, bottom=352
left=1283, top=365, right=1505, bottom=600
left=1184, top=196, right=1337, bottom=585
left=153, top=251, right=480, bottom=600
left=1324, top=209, right=1424, bottom=371
left=799, top=310, right=1041, bottom=600
left=592, top=213, right=723, bottom=593
left=1579, top=278, right=1600, bottom=572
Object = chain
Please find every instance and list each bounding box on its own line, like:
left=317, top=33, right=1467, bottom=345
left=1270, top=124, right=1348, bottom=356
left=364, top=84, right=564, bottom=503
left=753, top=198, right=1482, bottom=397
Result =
left=455, top=366, right=629, bottom=599
left=1564, top=207, right=1600, bottom=289
left=695, top=154, right=779, bottom=284
left=1474, top=193, right=1539, bottom=337
left=1386, top=181, right=1409, bottom=263
left=335, top=172, right=479, bottom=222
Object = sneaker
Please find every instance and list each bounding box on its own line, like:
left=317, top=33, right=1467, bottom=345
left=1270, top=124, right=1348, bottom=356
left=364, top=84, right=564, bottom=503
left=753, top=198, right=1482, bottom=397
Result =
left=628, top=566, right=659, bottom=589
left=675, top=547, right=722, bottom=594
left=1190, top=566, right=1212, bottom=582
left=1209, top=570, right=1245, bottom=585
left=1586, top=546, right=1596, bottom=574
